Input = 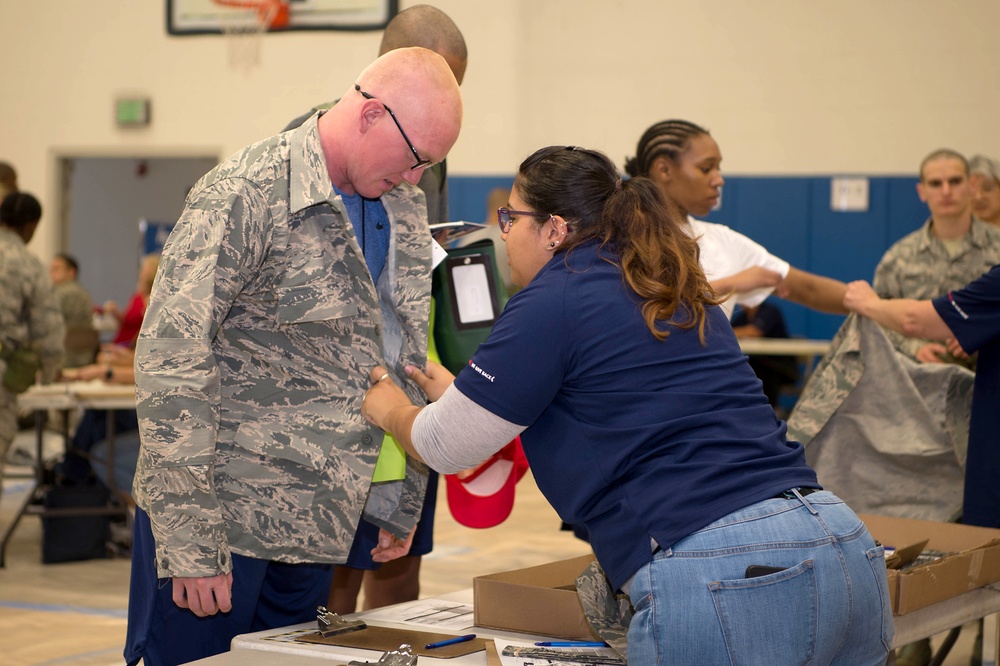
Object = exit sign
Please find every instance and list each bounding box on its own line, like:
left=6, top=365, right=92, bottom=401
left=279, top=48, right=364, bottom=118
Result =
left=116, top=98, right=150, bottom=127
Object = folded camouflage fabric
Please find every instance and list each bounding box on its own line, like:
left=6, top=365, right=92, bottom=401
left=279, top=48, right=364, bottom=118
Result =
left=575, top=559, right=632, bottom=661
left=794, top=316, right=973, bottom=521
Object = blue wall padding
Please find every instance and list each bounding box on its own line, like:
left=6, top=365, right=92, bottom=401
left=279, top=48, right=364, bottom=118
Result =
left=447, top=175, right=516, bottom=225
left=449, top=175, right=925, bottom=340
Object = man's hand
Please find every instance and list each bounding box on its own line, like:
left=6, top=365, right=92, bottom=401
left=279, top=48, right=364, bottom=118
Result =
left=371, top=528, right=415, bottom=563
left=843, top=280, right=879, bottom=313
left=404, top=360, right=456, bottom=402
left=946, top=338, right=970, bottom=359
left=915, top=342, right=949, bottom=364
left=172, top=573, right=234, bottom=616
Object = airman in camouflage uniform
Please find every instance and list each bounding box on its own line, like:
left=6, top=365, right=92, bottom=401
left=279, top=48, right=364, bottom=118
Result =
left=126, top=47, right=462, bottom=666
left=788, top=151, right=1000, bottom=530
left=0, top=192, right=64, bottom=485
left=50, top=254, right=99, bottom=368
left=280, top=4, right=468, bottom=616
left=790, top=154, right=1000, bottom=448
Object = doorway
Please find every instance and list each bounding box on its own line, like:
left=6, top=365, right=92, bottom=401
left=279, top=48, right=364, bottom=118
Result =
left=57, top=155, right=218, bottom=316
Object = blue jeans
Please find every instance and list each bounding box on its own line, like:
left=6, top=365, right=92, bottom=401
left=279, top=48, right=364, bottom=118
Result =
left=626, top=491, right=892, bottom=665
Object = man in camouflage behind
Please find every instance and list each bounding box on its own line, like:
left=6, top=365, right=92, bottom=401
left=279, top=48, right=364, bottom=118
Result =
left=125, top=47, right=463, bottom=666
left=788, top=149, right=1000, bottom=518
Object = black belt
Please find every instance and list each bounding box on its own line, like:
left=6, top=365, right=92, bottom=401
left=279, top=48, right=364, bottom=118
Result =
left=773, top=487, right=821, bottom=500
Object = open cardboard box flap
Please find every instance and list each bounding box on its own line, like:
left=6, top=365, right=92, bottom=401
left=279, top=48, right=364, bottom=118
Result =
left=860, top=514, right=1000, bottom=615
left=474, top=554, right=600, bottom=640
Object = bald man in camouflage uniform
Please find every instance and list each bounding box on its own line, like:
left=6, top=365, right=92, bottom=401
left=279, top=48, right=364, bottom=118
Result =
left=0, top=192, right=63, bottom=487
left=284, top=4, right=468, bottom=616
left=125, top=47, right=462, bottom=666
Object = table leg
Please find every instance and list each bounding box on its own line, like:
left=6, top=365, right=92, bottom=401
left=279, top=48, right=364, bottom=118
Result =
left=0, top=408, right=47, bottom=567
left=0, top=478, right=35, bottom=568
left=103, top=410, right=119, bottom=501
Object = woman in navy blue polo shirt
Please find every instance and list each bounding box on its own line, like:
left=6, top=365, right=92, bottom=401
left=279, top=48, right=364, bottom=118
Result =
left=362, top=146, right=891, bottom=665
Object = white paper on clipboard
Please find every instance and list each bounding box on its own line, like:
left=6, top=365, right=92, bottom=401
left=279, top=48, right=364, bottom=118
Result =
left=452, top=262, right=496, bottom=324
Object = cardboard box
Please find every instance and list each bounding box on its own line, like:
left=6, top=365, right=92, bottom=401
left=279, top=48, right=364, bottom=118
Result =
left=474, top=554, right=599, bottom=640
left=860, top=514, right=1000, bottom=615
left=473, top=515, right=1000, bottom=636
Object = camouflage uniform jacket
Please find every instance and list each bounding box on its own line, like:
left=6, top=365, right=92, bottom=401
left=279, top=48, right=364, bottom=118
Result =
left=133, top=114, right=432, bottom=578
left=788, top=217, right=1000, bottom=446
left=0, top=228, right=64, bottom=461
left=0, top=229, right=65, bottom=378
left=54, top=280, right=97, bottom=367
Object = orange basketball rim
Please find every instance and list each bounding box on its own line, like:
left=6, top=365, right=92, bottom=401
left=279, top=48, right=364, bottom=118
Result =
left=212, top=0, right=291, bottom=30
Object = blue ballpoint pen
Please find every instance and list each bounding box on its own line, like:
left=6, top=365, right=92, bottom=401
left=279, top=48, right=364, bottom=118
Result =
left=535, top=641, right=610, bottom=647
left=425, top=634, right=477, bottom=649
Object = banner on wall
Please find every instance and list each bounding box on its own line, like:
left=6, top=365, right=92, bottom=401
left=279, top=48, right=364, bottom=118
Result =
left=139, top=218, right=175, bottom=256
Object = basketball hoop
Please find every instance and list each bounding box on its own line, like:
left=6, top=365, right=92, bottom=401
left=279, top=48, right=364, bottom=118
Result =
left=212, top=0, right=290, bottom=72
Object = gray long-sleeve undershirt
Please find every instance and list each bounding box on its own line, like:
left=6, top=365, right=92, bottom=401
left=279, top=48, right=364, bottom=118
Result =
left=411, top=385, right=524, bottom=473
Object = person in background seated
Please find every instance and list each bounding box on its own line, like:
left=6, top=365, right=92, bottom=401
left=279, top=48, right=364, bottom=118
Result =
left=969, top=154, right=1000, bottom=228
left=0, top=192, right=64, bottom=491
left=49, top=253, right=99, bottom=368
left=59, top=350, right=139, bottom=502
left=283, top=3, right=468, bottom=616
left=731, top=299, right=800, bottom=414
left=362, top=145, right=892, bottom=665
left=58, top=345, right=139, bottom=497
left=102, top=253, right=159, bottom=348
left=624, top=119, right=849, bottom=318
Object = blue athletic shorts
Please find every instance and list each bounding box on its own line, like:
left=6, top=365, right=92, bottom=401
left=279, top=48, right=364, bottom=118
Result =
left=343, top=471, right=438, bottom=569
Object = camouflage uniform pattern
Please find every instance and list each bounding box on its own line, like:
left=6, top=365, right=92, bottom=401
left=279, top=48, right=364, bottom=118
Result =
left=133, top=114, right=432, bottom=578
left=0, top=228, right=64, bottom=479
left=798, top=316, right=973, bottom=521
left=54, top=280, right=97, bottom=367
left=788, top=218, right=1000, bottom=446
left=575, top=559, right=632, bottom=661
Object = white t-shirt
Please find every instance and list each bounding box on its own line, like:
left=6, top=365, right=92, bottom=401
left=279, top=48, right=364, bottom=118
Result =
left=684, top=216, right=791, bottom=318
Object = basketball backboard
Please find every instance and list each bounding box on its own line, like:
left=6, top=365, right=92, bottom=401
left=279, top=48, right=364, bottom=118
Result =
left=166, top=0, right=398, bottom=35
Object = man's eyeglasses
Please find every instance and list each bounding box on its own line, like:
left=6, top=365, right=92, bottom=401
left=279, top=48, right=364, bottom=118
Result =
left=497, top=207, right=548, bottom=234
left=355, top=84, right=437, bottom=172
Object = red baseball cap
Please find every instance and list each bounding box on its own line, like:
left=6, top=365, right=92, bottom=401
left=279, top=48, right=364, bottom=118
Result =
left=445, top=437, right=529, bottom=529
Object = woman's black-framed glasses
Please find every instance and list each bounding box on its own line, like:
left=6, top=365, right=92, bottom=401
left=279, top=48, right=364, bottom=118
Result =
left=355, top=84, right=437, bottom=172
left=497, top=207, right=547, bottom=233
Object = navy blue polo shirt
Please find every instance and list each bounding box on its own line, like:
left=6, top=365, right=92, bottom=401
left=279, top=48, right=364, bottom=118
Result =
left=933, top=265, right=1000, bottom=528
left=453, top=241, right=817, bottom=589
